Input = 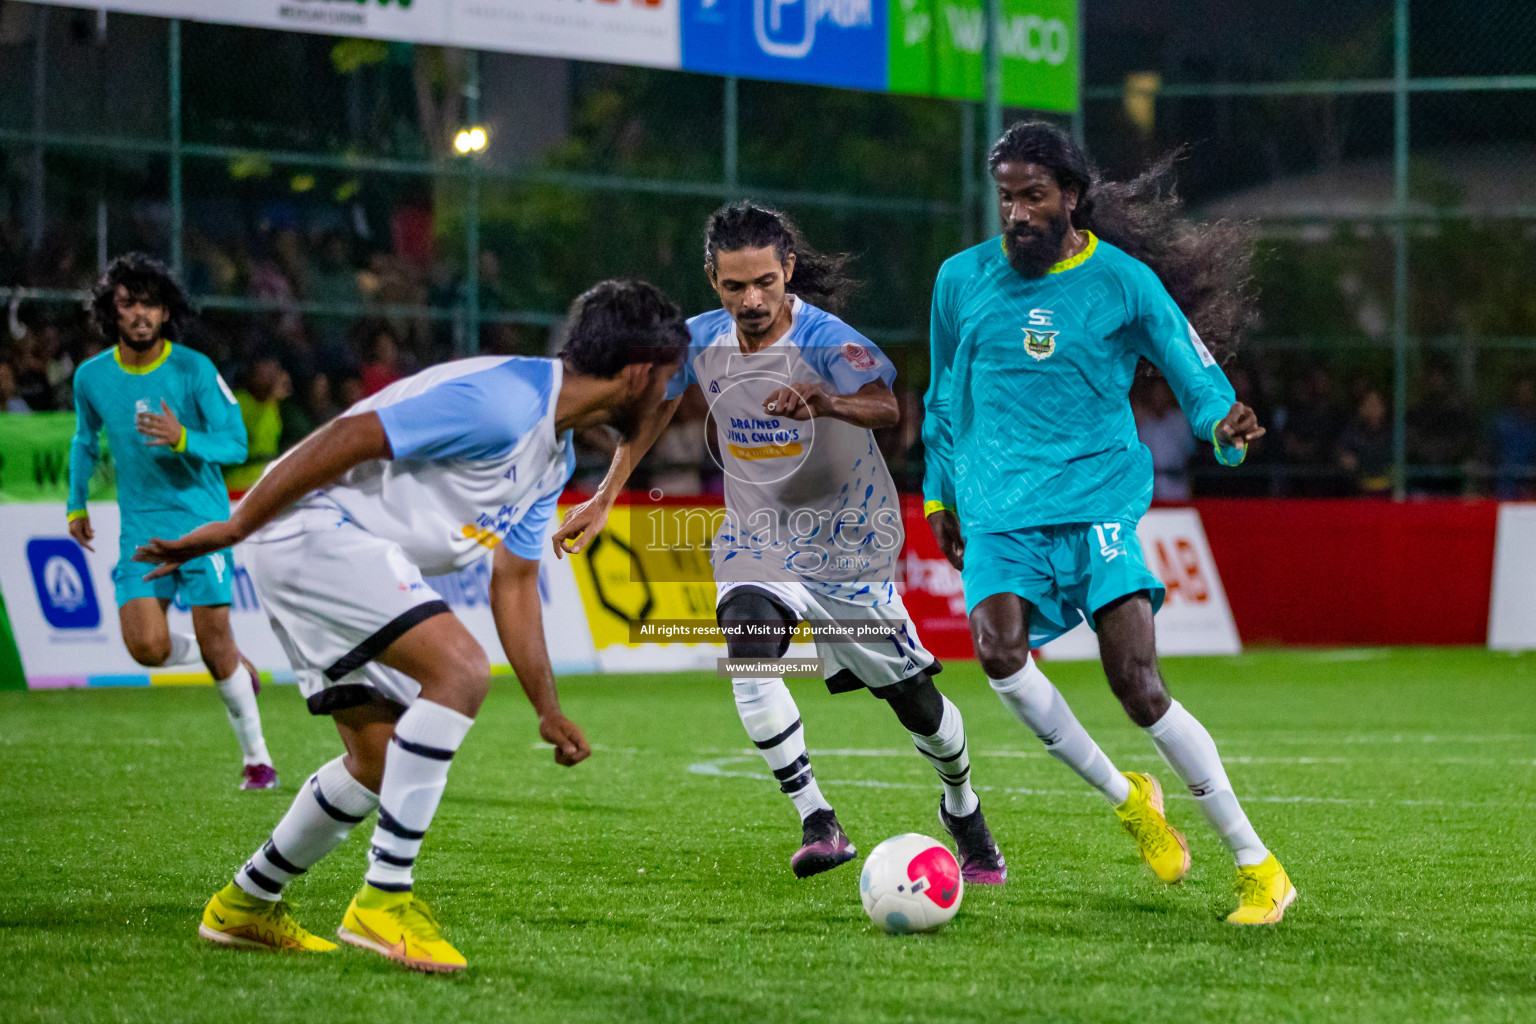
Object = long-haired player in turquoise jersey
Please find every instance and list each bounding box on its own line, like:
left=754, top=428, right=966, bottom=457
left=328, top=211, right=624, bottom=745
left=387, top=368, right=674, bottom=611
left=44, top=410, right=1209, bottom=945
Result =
left=922, top=121, right=1295, bottom=924
left=67, top=254, right=276, bottom=790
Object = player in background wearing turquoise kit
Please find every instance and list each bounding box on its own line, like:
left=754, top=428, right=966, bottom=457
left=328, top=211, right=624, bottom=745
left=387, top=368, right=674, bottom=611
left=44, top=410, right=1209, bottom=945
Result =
left=68, top=254, right=275, bottom=790
left=923, top=122, right=1296, bottom=924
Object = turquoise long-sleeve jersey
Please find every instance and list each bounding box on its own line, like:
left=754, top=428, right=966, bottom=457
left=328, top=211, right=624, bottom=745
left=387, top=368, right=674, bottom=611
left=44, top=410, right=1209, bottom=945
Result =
left=68, top=342, right=246, bottom=532
left=922, top=232, right=1243, bottom=534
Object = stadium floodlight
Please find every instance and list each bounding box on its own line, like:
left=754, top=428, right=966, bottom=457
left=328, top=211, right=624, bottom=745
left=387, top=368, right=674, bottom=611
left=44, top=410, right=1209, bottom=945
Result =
left=454, top=126, right=488, bottom=154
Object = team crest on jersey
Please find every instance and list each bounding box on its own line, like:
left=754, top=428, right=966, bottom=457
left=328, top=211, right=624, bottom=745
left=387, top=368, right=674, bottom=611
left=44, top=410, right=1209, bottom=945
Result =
left=1023, top=329, right=1059, bottom=361
left=840, top=341, right=877, bottom=371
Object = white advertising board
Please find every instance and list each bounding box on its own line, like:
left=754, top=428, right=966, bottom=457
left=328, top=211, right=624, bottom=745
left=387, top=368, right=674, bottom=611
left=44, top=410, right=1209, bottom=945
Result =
left=34, top=1, right=682, bottom=70
left=1038, top=508, right=1242, bottom=661
left=0, top=503, right=597, bottom=688
left=1487, top=503, right=1536, bottom=651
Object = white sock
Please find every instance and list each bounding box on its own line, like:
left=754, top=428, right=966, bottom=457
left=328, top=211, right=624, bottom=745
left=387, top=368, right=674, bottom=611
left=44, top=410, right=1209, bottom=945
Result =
left=733, top=677, right=832, bottom=822
left=365, top=700, right=475, bottom=891
left=1145, top=700, right=1269, bottom=866
left=236, top=757, right=379, bottom=901
left=911, top=695, right=979, bottom=818
left=214, top=665, right=271, bottom=767
left=166, top=631, right=200, bottom=666
left=990, top=655, right=1131, bottom=805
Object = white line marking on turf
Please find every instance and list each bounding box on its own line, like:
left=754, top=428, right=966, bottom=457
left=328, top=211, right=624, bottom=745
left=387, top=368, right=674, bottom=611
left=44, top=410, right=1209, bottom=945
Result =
left=701, top=746, right=1533, bottom=768
left=685, top=750, right=1518, bottom=807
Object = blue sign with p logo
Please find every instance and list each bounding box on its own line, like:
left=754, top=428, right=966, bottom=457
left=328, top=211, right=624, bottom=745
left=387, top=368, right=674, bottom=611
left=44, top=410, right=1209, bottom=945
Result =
left=27, top=538, right=101, bottom=630
left=683, top=0, right=888, bottom=91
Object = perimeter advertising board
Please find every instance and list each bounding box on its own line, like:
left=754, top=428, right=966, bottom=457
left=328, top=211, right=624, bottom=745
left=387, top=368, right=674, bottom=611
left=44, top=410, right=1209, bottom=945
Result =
left=0, top=503, right=597, bottom=688
left=30, top=0, right=1076, bottom=110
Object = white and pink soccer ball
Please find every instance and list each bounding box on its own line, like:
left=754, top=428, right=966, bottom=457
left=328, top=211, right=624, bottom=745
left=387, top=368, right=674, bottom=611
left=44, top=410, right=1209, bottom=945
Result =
left=859, top=833, right=963, bottom=934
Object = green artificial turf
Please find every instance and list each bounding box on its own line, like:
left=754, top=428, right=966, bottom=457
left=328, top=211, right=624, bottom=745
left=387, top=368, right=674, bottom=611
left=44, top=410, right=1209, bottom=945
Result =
left=3, top=648, right=1534, bottom=1023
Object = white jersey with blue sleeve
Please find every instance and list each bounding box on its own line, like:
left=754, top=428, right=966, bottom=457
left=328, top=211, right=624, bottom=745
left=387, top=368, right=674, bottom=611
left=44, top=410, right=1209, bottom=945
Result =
left=257, top=356, right=573, bottom=577
left=667, top=296, right=903, bottom=598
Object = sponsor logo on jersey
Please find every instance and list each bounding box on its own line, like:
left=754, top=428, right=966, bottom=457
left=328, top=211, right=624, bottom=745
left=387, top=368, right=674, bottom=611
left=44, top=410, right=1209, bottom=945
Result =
left=728, top=442, right=804, bottom=461
left=1187, top=323, right=1216, bottom=368
left=840, top=341, right=878, bottom=371
left=1023, top=329, right=1058, bottom=360
left=1028, top=307, right=1054, bottom=327
left=709, top=380, right=721, bottom=394
left=26, top=538, right=101, bottom=629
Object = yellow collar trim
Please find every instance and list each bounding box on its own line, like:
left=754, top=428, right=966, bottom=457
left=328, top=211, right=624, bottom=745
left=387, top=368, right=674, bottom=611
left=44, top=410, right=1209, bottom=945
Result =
left=997, top=230, right=1098, bottom=274
left=1048, top=231, right=1097, bottom=274
left=114, top=341, right=172, bottom=375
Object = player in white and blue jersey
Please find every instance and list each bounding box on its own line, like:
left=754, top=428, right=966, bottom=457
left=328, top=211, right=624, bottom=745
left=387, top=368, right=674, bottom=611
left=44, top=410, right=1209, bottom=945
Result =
left=563, top=205, right=1007, bottom=884
left=924, top=121, right=1294, bottom=924
left=68, top=254, right=275, bottom=790
left=138, top=280, right=689, bottom=972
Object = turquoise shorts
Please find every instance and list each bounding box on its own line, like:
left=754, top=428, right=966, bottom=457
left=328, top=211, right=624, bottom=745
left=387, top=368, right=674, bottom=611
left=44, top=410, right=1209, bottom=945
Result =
left=113, top=531, right=234, bottom=608
left=961, top=522, right=1165, bottom=647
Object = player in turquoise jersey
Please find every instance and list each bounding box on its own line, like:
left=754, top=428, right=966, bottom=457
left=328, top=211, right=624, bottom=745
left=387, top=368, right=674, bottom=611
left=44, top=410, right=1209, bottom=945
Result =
left=923, top=122, right=1295, bottom=924
left=68, top=254, right=276, bottom=790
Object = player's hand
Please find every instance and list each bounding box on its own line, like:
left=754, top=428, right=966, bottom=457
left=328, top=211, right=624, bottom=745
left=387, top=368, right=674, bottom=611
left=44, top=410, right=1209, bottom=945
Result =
left=67, top=514, right=94, bottom=552
left=133, top=519, right=243, bottom=580
left=539, top=713, right=591, bottom=767
left=1216, top=402, right=1266, bottom=449
left=763, top=381, right=827, bottom=421
left=552, top=496, right=611, bottom=559
left=137, top=400, right=184, bottom=447
left=926, top=509, right=965, bottom=570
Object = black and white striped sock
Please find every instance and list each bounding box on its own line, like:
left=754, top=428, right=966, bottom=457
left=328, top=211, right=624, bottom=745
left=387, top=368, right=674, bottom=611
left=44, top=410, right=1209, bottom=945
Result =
left=911, top=696, right=979, bottom=818
left=235, top=757, right=379, bottom=902
left=733, top=676, right=832, bottom=821
left=365, top=700, right=475, bottom=892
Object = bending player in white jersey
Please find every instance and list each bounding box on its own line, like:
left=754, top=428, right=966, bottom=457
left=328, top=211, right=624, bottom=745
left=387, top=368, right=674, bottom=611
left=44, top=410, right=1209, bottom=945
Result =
left=137, top=280, right=688, bottom=972
left=558, top=205, right=1007, bottom=883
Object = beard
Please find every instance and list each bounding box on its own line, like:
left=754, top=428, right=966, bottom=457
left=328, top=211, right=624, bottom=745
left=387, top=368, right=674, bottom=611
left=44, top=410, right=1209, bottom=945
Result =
left=1003, top=208, right=1072, bottom=279
left=119, top=329, right=161, bottom=352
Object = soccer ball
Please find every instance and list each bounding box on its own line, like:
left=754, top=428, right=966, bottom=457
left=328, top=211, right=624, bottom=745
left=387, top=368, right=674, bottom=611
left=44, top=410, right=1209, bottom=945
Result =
left=859, top=833, right=963, bottom=934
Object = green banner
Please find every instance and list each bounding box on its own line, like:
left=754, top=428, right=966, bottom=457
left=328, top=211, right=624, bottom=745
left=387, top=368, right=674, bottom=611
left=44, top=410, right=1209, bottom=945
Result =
left=889, top=0, right=1078, bottom=112
left=0, top=412, right=115, bottom=503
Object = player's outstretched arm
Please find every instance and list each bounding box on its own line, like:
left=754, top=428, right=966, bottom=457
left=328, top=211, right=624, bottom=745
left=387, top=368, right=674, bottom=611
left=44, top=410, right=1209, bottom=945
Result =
left=489, top=543, right=591, bottom=766
left=552, top=394, right=682, bottom=559
left=134, top=412, right=391, bottom=576
left=66, top=374, right=102, bottom=549
left=760, top=379, right=899, bottom=428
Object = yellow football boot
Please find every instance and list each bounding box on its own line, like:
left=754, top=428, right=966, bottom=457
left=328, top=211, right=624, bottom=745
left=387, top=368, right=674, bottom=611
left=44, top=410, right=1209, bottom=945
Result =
left=198, top=883, right=337, bottom=952
left=337, top=885, right=467, bottom=973
left=1114, top=771, right=1192, bottom=884
left=1227, top=853, right=1297, bottom=925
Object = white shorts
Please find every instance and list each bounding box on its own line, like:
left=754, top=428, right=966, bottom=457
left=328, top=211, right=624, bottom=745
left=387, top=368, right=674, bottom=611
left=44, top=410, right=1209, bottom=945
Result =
left=716, top=580, right=939, bottom=694
left=247, top=511, right=451, bottom=715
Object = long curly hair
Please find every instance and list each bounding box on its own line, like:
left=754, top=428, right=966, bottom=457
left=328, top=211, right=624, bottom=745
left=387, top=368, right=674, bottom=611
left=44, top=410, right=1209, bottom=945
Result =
left=989, top=121, right=1258, bottom=366
left=704, top=203, right=860, bottom=314
left=90, top=252, right=194, bottom=343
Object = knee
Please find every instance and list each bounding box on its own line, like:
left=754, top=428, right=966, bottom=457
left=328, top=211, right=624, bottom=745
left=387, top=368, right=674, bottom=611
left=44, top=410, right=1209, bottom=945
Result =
left=884, top=677, right=946, bottom=735
left=124, top=635, right=171, bottom=668
left=972, top=624, right=1028, bottom=680
left=343, top=748, right=386, bottom=793
left=1105, top=655, right=1169, bottom=728
left=423, top=639, right=491, bottom=717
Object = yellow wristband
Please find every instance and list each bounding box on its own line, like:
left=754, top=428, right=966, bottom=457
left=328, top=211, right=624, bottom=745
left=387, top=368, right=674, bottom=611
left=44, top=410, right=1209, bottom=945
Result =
left=1212, top=424, right=1247, bottom=467
left=923, top=500, right=954, bottom=518
left=171, top=426, right=188, bottom=453
left=68, top=508, right=89, bottom=522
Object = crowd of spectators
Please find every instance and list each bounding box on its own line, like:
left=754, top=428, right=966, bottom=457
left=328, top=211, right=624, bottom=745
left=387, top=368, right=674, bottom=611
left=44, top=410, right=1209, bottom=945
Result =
left=4, top=215, right=1536, bottom=500
left=1131, top=361, right=1536, bottom=500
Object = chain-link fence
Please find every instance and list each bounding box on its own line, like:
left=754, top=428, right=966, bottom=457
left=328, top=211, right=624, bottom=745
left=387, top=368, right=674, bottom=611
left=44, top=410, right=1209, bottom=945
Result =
left=1, top=0, right=1532, bottom=496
